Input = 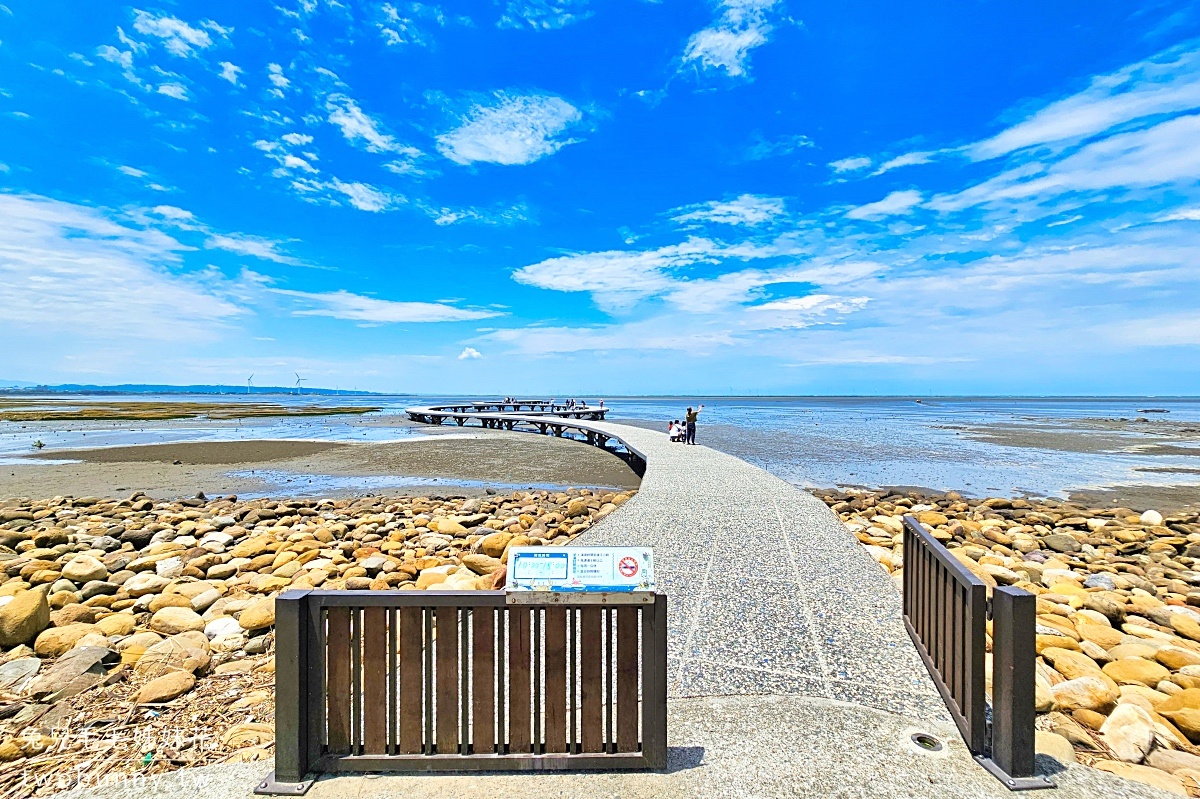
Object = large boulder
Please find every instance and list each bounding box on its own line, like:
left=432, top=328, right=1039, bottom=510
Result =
left=136, top=671, right=196, bottom=704
left=149, top=607, right=205, bottom=635
left=238, top=599, right=275, bottom=631
left=1104, top=657, right=1171, bottom=687
left=1050, top=677, right=1118, bottom=712
left=1092, top=761, right=1186, bottom=795
left=34, top=623, right=100, bottom=657
left=134, top=635, right=210, bottom=677
left=1099, top=704, right=1156, bottom=763
left=0, top=588, right=50, bottom=647
left=1157, top=689, right=1200, bottom=741
left=61, top=556, right=107, bottom=584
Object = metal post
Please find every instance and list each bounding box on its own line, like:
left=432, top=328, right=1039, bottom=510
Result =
left=256, top=590, right=316, bottom=795
left=980, top=587, right=1053, bottom=790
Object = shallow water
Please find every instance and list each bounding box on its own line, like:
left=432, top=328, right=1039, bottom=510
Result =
left=3, top=393, right=1199, bottom=499
left=605, top=396, right=1200, bottom=498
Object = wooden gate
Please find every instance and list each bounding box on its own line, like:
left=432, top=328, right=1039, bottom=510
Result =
left=262, top=589, right=667, bottom=792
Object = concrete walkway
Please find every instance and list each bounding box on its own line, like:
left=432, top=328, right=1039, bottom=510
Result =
left=53, top=421, right=1177, bottom=799
left=579, top=421, right=945, bottom=719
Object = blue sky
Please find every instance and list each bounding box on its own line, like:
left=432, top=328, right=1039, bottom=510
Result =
left=2, top=1, right=1200, bottom=395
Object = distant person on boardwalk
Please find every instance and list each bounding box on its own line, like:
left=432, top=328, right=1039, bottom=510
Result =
left=669, top=419, right=684, bottom=442
left=685, top=404, right=704, bottom=445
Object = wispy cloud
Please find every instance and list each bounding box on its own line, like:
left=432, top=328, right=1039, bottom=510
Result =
left=498, top=0, right=592, bottom=30
left=870, top=150, right=937, bottom=176
left=272, top=289, right=501, bottom=323
left=844, top=189, right=923, bottom=220
left=436, top=92, right=584, bottom=165
left=218, top=61, right=241, bottom=85
left=325, top=93, right=417, bottom=156
left=512, top=237, right=785, bottom=312
left=0, top=194, right=241, bottom=341
left=205, top=233, right=301, bottom=264
left=673, top=194, right=786, bottom=227
left=682, top=0, right=783, bottom=79
left=828, top=155, right=871, bottom=173
left=131, top=10, right=228, bottom=58
left=744, top=133, right=814, bottom=161
left=969, top=44, right=1200, bottom=161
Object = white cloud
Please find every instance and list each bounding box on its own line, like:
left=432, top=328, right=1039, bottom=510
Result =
left=328, top=178, right=398, bottom=212
left=1159, top=207, right=1200, bottom=221
left=272, top=289, right=501, bottom=323
left=458, top=346, right=483, bottom=359
left=95, top=44, right=143, bottom=87
left=117, top=165, right=147, bottom=178
left=970, top=45, right=1200, bottom=161
left=436, top=92, right=583, bottom=166
left=930, top=114, right=1200, bottom=212
left=325, top=94, right=412, bottom=154
left=0, top=193, right=241, bottom=341
left=673, top=194, right=786, bottom=226
left=512, top=237, right=783, bottom=312
left=745, top=294, right=870, bottom=329
left=845, top=190, right=923, bottom=220
left=267, top=63, right=290, bottom=89
left=829, top=156, right=871, bottom=173
left=498, top=0, right=592, bottom=30
left=683, top=0, right=780, bottom=79
left=871, top=151, right=936, bottom=176
left=218, top=61, right=241, bottom=85
left=149, top=205, right=194, bottom=221
left=282, top=132, right=313, bottom=146
left=156, top=82, right=188, bottom=100
left=205, top=233, right=301, bottom=264
left=132, top=10, right=225, bottom=57
left=375, top=2, right=443, bottom=47
left=96, top=45, right=133, bottom=72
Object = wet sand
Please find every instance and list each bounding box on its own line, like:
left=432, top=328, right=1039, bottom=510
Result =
left=0, top=432, right=641, bottom=500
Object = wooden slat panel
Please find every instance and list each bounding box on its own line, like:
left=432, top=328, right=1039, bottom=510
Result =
left=326, top=607, right=352, bottom=754
left=436, top=607, right=460, bottom=754
left=472, top=607, right=495, bottom=754
left=508, top=607, right=531, bottom=753
left=362, top=607, right=388, bottom=754
left=544, top=607, right=567, bottom=753
left=397, top=606, right=423, bottom=754
left=579, top=606, right=603, bottom=753
left=615, top=607, right=638, bottom=752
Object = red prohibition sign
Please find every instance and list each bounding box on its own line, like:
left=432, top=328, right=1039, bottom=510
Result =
left=618, top=556, right=639, bottom=578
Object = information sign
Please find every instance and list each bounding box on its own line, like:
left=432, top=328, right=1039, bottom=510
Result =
left=507, top=546, right=655, bottom=592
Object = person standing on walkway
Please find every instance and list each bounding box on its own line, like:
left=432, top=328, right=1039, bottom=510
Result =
left=685, top=404, right=704, bottom=445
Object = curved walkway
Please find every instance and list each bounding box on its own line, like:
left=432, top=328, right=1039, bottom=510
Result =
left=577, top=421, right=944, bottom=717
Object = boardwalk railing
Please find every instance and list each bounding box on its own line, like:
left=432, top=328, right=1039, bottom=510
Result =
left=405, top=406, right=646, bottom=477
left=260, top=589, right=668, bottom=793
left=901, top=516, right=1052, bottom=791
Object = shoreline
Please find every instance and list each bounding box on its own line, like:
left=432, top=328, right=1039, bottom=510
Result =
left=0, top=434, right=642, bottom=501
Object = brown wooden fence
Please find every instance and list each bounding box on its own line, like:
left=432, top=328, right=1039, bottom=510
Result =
left=262, top=589, right=667, bottom=792
left=902, top=515, right=1052, bottom=791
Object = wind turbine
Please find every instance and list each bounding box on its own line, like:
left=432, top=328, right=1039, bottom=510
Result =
left=246, top=374, right=254, bottom=395
left=294, top=372, right=306, bottom=395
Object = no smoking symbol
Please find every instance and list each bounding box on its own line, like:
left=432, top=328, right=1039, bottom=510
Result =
left=618, top=556, right=639, bottom=578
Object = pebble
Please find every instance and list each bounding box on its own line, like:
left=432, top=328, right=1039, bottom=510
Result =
left=818, top=488, right=1200, bottom=787
left=0, top=487, right=628, bottom=775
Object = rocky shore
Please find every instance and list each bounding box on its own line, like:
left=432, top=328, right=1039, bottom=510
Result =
left=815, top=487, right=1200, bottom=796
left=0, top=487, right=631, bottom=797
